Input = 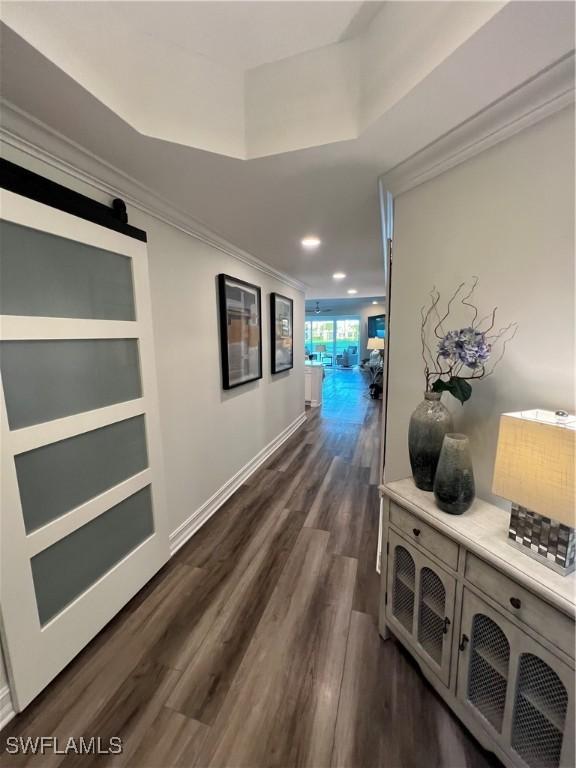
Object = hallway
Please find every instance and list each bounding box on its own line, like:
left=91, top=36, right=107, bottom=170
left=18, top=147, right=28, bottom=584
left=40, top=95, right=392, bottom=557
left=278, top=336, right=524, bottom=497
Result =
left=1, top=4, right=573, bottom=763
left=1, top=371, right=496, bottom=768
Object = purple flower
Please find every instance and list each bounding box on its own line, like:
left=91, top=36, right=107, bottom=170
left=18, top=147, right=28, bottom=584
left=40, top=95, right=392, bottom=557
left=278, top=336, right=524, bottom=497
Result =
left=438, top=327, right=491, bottom=369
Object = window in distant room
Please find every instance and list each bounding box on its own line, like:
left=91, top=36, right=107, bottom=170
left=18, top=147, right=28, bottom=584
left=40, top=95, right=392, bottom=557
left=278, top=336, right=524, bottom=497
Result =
left=304, top=317, right=360, bottom=366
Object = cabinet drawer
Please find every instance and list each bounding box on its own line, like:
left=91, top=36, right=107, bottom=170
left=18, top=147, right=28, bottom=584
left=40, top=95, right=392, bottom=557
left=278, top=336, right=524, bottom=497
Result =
left=389, top=502, right=459, bottom=571
left=465, top=552, right=575, bottom=659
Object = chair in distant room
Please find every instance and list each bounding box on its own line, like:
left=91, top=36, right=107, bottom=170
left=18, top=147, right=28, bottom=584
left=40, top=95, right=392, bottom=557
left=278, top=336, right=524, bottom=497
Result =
left=339, top=346, right=358, bottom=368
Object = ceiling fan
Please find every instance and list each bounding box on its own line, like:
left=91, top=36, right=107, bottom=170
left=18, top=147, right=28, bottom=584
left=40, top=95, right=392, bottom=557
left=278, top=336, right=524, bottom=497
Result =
left=313, top=301, right=332, bottom=314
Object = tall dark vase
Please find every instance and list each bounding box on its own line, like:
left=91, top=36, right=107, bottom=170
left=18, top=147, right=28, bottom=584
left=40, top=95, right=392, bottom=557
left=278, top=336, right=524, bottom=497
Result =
left=408, top=392, right=453, bottom=491
left=433, top=433, right=475, bottom=514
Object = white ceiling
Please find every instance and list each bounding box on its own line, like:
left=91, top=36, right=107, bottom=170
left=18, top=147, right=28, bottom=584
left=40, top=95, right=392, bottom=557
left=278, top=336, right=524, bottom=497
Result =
left=113, top=1, right=371, bottom=71
left=305, top=297, right=385, bottom=314
left=1, top=2, right=574, bottom=299
left=0, top=1, right=504, bottom=158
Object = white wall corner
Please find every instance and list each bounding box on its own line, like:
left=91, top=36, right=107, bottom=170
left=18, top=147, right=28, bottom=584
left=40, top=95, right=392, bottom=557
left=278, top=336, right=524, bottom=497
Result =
left=169, top=411, right=307, bottom=556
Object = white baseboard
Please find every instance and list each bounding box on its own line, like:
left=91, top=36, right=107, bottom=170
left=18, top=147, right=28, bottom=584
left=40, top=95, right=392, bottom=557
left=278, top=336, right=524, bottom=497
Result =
left=169, top=412, right=307, bottom=556
left=0, top=685, right=15, bottom=731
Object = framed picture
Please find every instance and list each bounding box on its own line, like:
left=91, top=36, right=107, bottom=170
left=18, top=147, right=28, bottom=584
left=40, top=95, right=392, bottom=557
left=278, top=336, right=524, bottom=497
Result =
left=218, top=274, right=262, bottom=389
left=270, top=292, right=294, bottom=374
left=368, top=313, right=386, bottom=339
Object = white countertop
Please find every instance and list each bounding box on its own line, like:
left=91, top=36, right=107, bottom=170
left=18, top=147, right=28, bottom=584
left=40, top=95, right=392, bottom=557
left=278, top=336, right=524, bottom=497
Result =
left=381, top=478, right=576, bottom=618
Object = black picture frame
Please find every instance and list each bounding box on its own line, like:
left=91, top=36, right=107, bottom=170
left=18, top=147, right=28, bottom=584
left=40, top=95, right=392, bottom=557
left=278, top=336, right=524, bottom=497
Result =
left=270, top=293, right=294, bottom=374
left=218, top=274, right=263, bottom=390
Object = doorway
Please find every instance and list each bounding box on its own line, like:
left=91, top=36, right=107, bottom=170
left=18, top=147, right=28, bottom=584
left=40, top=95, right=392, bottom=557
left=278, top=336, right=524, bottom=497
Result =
left=304, top=317, right=360, bottom=367
left=303, top=307, right=385, bottom=421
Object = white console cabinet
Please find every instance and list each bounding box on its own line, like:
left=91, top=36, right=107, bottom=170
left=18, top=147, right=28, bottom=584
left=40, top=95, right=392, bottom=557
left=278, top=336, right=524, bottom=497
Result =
left=379, top=479, right=575, bottom=768
left=304, top=361, right=323, bottom=407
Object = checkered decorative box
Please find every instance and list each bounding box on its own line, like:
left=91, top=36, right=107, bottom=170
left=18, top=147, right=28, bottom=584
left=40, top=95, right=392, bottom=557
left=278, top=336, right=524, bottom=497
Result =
left=508, top=503, right=576, bottom=575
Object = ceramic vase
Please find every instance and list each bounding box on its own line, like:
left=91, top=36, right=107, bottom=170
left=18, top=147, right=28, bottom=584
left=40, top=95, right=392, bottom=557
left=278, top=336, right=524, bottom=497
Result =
left=408, top=392, right=453, bottom=491
left=433, top=433, right=475, bottom=514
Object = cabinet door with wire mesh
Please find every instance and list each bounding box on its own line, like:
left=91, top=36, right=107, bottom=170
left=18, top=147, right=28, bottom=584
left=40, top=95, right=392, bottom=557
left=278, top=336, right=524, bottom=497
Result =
left=415, top=560, right=456, bottom=685
left=457, top=588, right=575, bottom=768
left=386, top=530, right=456, bottom=686
left=510, top=633, right=574, bottom=768
left=457, top=589, right=514, bottom=749
left=386, top=531, right=417, bottom=640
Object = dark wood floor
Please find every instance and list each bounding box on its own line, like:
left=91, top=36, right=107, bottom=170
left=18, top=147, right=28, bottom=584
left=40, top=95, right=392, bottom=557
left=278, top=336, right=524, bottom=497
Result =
left=1, top=368, right=498, bottom=767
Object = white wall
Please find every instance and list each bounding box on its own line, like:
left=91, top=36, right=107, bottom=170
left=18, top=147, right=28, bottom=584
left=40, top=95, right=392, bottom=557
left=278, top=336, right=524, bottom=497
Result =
left=0, top=143, right=305, bottom=705
left=139, top=214, right=305, bottom=536
left=384, top=107, right=575, bottom=505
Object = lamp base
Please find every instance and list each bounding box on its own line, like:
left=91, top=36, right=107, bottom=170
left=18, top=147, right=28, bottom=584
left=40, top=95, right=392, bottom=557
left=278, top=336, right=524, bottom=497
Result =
left=508, top=504, right=575, bottom=576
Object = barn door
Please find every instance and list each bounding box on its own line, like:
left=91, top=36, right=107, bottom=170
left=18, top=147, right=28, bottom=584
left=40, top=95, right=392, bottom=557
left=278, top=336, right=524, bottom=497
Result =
left=0, top=188, right=169, bottom=710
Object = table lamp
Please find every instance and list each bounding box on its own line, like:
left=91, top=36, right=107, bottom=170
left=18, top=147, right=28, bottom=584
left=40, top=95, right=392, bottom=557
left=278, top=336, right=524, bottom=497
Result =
left=367, top=337, right=384, bottom=365
left=492, top=409, right=576, bottom=575
left=315, top=344, right=326, bottom=361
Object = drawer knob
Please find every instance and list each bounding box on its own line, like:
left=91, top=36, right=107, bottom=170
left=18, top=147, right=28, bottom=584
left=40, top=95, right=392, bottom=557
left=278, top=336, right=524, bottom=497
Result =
left=459, top=633, right=469, bottom=652
left=413, top=528, right=421, bottom=537
left=510, top=597, right=522, bottom=610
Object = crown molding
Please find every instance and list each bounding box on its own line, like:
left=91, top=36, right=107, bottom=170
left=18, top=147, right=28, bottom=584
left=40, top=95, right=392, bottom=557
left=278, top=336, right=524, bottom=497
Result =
left=0, top=102, right=307, bottom=293
left=380, top=53, right=575, bottom=197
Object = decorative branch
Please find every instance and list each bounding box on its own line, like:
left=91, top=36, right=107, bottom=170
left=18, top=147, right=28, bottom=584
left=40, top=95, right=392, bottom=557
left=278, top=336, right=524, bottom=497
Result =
left=482, top=322, right=519, bottom=377
left=420, top=288, right=444, bottom=390
left=480, top=306, right=498, bottom=335
left=419, top=277, right=518, bottom=404
left=433, top=281, right=465, bottom=339
left=460, top=275, right=479, bottom=327
left=474, top=311, right=494, bottom=331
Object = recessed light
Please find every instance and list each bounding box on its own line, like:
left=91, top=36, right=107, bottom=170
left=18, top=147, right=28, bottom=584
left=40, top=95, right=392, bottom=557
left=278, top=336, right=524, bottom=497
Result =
left=301, top=236, right=321, bottom=249
left=333, top=272, right=346, bottom=280
left=372, top=301, right=379, bottom=305
left=347, top=289, right=358, bottom=295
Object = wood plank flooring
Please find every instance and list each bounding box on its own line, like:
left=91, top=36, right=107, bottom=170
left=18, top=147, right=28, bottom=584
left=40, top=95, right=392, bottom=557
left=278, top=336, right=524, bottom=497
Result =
left=1, top=368, right=500, bottom=767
